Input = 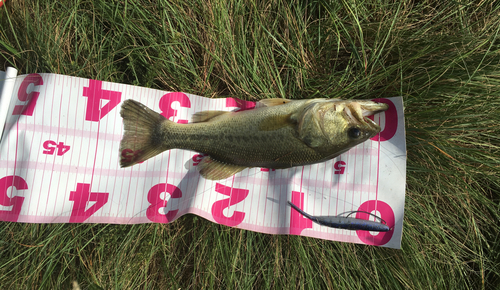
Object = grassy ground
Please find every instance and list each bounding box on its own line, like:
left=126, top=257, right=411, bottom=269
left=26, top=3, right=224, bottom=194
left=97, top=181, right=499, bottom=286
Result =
left=1, top=0, right=499, bottom=289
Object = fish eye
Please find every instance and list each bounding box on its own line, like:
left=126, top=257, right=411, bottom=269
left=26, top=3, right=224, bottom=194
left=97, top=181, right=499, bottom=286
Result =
left=348, top=128, right=361, bottom=139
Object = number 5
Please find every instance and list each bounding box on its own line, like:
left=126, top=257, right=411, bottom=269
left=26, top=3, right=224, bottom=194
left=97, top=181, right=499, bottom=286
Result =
left=13, top=74, right=43, bottom=116
left=0, top=176, right=27, bottom=222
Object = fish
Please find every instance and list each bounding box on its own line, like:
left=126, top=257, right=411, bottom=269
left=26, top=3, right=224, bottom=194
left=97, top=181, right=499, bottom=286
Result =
left=287, top=201, right=391, bottom=232
left=119, top=98, right=388, bottom=180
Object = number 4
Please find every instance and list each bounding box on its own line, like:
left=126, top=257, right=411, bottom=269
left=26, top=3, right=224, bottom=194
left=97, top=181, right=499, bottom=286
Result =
left=69, top=183, right=109, bottom=223
left=82, top=80, right=122, bottom=122
left=56, top=142, right=70, bottom=156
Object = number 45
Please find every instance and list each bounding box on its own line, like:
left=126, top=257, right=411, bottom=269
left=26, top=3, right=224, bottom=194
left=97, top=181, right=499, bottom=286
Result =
left=43, top=140, right=70, bottom=156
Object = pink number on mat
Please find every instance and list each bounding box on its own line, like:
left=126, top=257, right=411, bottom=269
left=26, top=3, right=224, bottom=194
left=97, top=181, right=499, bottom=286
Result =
left=192, top=153, right=207, bottom=166
left=120, top=149, right=144, bottom=164
left=334, top=161, right=346, bottom=174
left=69, top=183, right=109, bottom=223
left=225, top=98, right=256, bottom=111
left=211, top=183, right=249, bottom=227
left=42, top=140, right=57, bottom=155
left=0, top=176, right=27, bottom=222
left=355, top=200, right=395, bottom=246
left=146, top=183, right=182, bottom=223
left=43, top=140, right=70, bottom=156
left=159, top=92, right=191, bottom=124
left=289, top=191, right=313, bottom=235
left=82, top=80, right=122, bottom=122
left=56, top=142, right=71, bottom=156
left=13, top=73, right=43, bottom=116
left=369, top=98, right=398, bottom=141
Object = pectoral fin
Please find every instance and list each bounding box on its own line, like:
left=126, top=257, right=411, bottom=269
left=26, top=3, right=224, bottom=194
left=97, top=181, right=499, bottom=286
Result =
left=300, top=135, right=325, bottom=148
left=258, top=113, right=296, bottom=131
left=192, top=111, right=229, bottom=123
left=258, top=98, right=292, bottom=107
left=197, top=156, right=248, bottom=180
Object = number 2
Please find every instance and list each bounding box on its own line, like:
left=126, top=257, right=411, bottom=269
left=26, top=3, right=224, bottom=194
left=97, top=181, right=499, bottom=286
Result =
left=211, top=183, right=249, bottom=227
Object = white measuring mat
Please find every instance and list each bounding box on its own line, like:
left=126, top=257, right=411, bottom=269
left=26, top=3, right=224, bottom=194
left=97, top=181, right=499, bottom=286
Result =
left=0, top=69, right=406, bottom=248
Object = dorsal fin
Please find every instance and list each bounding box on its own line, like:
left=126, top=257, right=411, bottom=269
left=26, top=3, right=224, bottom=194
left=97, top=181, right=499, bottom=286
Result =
left=191, top=110, right=229, bottom=123
left=258, top=98, right=292, bottom=107
left=197, top=156, right=248, bottom=180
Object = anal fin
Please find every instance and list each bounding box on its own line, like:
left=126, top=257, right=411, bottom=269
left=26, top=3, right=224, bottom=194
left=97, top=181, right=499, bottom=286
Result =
left=197, top=156, right=248, bottom=180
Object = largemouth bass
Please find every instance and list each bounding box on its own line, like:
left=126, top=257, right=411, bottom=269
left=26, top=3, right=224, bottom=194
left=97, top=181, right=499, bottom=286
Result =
left=119, top=98, right=388, bottom=180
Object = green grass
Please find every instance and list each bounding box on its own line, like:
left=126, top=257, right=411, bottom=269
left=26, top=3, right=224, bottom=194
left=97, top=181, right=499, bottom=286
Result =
left=1, top=0, right=500, bottom=289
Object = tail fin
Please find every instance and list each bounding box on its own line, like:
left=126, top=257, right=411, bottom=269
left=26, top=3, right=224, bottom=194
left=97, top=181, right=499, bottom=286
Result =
left=119, top=99, right=171, bottom=167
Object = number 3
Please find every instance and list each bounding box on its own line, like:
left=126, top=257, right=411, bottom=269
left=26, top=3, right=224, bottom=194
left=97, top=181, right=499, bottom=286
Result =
left=146, top=183, right=182, bottom=223
left=159, top=92, right=191, bottom=124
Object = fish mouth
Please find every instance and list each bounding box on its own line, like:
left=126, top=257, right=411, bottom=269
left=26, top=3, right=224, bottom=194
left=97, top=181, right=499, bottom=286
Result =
left=344, top=101, right=389, bottom=130
left=360, top=102, right=389, bottom=117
